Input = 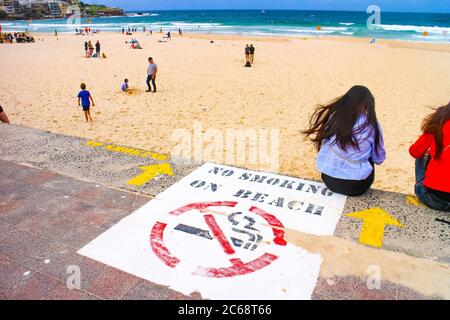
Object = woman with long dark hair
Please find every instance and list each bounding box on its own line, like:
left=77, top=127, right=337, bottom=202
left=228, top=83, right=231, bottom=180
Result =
left=302, top=85, right=386, bottom=196
left=409, top=103, right=450, bottom=211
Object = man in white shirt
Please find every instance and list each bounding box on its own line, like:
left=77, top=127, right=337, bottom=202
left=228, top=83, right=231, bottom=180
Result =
left=146, top=57, right=158, bottom=92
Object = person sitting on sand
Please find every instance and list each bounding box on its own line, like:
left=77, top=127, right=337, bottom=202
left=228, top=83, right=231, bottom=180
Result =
left=77, top=83, right=95, bottom=122
left=0, top=105, right=10, bottom=124
left=409, top=102, right=450, bottom=211
left=302, top=85, right=386, bottom=196
left=122, top=79, right=129, bottom=92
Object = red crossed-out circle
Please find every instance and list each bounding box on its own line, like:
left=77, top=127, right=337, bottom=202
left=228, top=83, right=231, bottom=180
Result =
left=150, top=201, right=287, bottom=278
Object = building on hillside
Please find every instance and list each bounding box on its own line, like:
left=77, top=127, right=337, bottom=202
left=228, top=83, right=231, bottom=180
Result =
left=47, top=0, right=68, bottom=18
left=4, top=0, right=21, bottom=14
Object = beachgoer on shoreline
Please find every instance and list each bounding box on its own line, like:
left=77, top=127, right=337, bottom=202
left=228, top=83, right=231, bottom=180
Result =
left=95, top=41, right=101, bottom=58
left=249, top=44, right=255, bottom=63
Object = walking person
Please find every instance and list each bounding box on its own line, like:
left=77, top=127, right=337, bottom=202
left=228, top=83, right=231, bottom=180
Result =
left=88, top=41, right=94, bottom=57
left=146, top=57, right=158, bottom=93
left=249, top=44, right=255, bottom=63
left=84, top=41, right=88, bottom=58
left=95, top=40, right=101, bottom=58
left=77, top=83, right=95, bottom=122
left=409, top=102, right=450, bottom=211
left=245, top=44, right=250, bottom=63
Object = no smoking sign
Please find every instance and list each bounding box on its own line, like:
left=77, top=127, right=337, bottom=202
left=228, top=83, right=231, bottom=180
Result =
left=150, top=201, right=288, bottom=278
left=79, top=163, right=340, bottom=299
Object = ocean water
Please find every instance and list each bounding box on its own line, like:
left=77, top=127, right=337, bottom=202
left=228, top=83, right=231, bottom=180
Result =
left=1, top=10, right=450, bottom=43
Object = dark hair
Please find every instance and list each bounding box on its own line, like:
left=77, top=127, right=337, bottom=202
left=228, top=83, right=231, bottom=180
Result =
left=148, top=57, right=153, bottom=60
left=302, top=85, right=381, bottom=154
left=421, top=102, right=450, bottom=159
left=80, top=83, right=86, bottom=90
left=124, top=78, right=128, bottom=82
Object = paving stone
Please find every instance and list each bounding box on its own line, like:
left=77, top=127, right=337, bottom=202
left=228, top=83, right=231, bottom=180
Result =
left=0, top=203, right=45, bottom=226
left=0, top=255, right=33, bottom=295
left=33, top=246, right=84, bottom=283
left=22, top=188, right=71, bottom=212
left=41, top=175, right=95, bottom=196
left=76, top=257, right=110, bottom=291
left=84, top=266, right=141, bottom=300
left=354, top=277, right=398, bottom=300
left=15, top=211, right=102, bottom=250
left=0, top=178, right=38, bottom=200
left=167, top=290, right=202, bottom=300
left=312, top=276, right=357, bottom=300
left=13, top=166, right=48, bottom=181
left=310, top=291, right=326, bottom=300
left=74, top=185, right=111, bottom=203
left=93, top=188, right=137, bottom=209
left=0, top=221, right=12, bottom=241
left=0, top=160, right=25, bottom=178
left=0, top=198, right=22, bottom=215
left=62, top=206, right=126, bottom=229
left=3, top=272, right=61, bottom=300
left=44, top=282, right=100, bottom=300
left=396, top=284, right=436, bottom=300
left=120, top=279, right=179, bottom=300
left=0, top=228, right=67, bottom=268
left=21, top=170, right=59, bottom=186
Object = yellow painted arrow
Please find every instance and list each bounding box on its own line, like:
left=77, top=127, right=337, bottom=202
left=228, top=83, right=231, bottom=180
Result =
left=346, top=207, right=404, bottom=248
left=127, top=163, right=174, bottom=186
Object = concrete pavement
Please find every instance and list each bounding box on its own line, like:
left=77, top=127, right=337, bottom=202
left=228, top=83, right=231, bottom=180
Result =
left=0, top=124, right=448, bottom=299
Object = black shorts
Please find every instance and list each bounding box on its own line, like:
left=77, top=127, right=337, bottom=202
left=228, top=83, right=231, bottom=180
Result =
left=322, top=170, right=375, bottom=197
left=82, top=105, right=90, bottom=111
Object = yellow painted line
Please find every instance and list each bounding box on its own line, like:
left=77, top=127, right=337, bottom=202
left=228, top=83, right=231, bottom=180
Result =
left=128, top=163, right=174, bottom=186
left=85, top=140, right=168, bottom=161
left=346, top=207, right=404, bottom=248
left=405, top=195, right=424, bottom=208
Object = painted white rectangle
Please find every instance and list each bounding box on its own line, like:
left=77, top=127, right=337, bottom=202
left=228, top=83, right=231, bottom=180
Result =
left=151, top=162, right=347, bottom=236
left=78, top=163, right=347, bottom=299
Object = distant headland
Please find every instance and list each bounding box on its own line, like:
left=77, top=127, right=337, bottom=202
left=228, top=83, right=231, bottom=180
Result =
left=0, top=0, right=124, bottom=20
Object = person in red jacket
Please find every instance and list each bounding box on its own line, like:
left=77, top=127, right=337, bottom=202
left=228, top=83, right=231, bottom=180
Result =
left=409, top=102, right=450, bottom=212
left=0, top=105, right=10, bottom=124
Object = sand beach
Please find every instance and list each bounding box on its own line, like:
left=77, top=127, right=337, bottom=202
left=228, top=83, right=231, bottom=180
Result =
left=1, top=32, right=449, bottom=194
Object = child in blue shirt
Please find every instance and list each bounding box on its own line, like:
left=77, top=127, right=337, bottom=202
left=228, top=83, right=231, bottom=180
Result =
left=77, top=83, right=95, bottom=122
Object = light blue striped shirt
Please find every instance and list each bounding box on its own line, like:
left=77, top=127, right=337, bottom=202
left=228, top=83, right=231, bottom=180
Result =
left=316, top=115, right=386, bottom=180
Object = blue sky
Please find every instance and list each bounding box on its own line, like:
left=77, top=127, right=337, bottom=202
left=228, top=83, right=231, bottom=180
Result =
left=85, top=0, right=450, bottom=13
